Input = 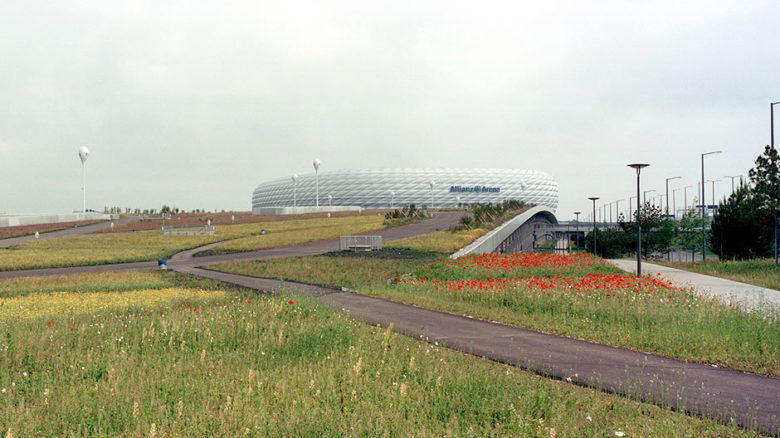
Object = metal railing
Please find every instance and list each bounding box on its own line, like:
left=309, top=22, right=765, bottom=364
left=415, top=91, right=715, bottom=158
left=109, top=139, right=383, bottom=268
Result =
left=161, top=225, right=216, bottom=235
left=340, top=235, right=382, bottom=251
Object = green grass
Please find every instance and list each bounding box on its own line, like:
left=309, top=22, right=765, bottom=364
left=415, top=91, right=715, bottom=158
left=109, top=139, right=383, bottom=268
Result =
left=384, top=228, right=489, bottom=254
left=656, top=258, right=780, bottom=291
left=0, top=215, right=385, bottom=271
left=215, top=253, right=780, bottom=377
left=0, top=272, right=755, bottom=436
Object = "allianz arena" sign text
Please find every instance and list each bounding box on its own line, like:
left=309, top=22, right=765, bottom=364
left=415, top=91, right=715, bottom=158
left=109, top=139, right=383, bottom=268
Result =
left=449, top=185, right=501, bottom=193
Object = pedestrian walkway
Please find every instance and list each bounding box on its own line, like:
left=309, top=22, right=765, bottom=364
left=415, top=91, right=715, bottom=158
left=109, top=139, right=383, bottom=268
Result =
left=609, top=259, right=780, bottom=312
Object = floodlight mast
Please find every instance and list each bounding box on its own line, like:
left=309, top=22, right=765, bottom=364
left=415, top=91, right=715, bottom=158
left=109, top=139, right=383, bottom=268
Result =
left=313, top=158, right=321, bottom=207
left=78, top=146, right=89, bottom=213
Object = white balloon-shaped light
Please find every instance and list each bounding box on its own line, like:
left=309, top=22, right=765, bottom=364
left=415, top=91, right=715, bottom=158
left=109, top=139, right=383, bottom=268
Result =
left=313, top=158, right=321, bottom=171
left=292, top=173, right=298, bottom=183
left=79, top=146, right=89, bottom=164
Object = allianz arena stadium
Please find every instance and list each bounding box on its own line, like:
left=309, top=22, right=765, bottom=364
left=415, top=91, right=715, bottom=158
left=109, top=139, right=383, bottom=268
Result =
left=252, top=168, right=558, bottom=212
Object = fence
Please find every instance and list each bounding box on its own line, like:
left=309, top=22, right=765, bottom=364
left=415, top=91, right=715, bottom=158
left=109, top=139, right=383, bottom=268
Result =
left=161, top=225, right=216, bottom=235
left=339, top=235, right=382, bottom=251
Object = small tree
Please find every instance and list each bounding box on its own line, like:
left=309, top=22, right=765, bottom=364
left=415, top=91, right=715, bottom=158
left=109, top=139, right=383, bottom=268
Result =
left=675, top=206, right=704, bottom=261
left=711, top=181, right=770, bottom=259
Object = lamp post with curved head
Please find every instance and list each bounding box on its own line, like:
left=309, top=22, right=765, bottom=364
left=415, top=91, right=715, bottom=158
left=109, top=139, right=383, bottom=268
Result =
left=328, top=194, right=332, bottom=207
left=701, top=150, right=722, bottom=262
left=429, top=180, right=436, bottom=209
left=628, top=164, right=649, bottom=276
left=665, top=176, right=681, bottom=217
left=78, top=146, right=89, bottom=213
left=313, top=158, right=321, bottom=207
left=588, top=197, right=599, bottom=255
left=291, top=174, right=298, bottom=207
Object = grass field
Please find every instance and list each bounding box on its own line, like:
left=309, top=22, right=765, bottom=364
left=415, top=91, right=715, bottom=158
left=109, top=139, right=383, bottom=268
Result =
left=656, top=258, right=780, bottom=291
left=384, top=228, right=489, bottom=254
left=0, top=215, right=385, bottom=271
left=216, top=252, right=779, bottom=377
left=201, top=215, right=385, bottom=256
left=0, top=271, right=755, bottom=436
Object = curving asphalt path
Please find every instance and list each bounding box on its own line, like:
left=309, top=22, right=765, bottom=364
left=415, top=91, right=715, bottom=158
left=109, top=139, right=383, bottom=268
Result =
left=0, top=216, right=141, bottom=248
left=0, top=211, right=778, bottom=434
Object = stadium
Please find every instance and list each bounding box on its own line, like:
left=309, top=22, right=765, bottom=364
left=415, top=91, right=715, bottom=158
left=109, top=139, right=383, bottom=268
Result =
left=252, top=168, right=558, bottom=214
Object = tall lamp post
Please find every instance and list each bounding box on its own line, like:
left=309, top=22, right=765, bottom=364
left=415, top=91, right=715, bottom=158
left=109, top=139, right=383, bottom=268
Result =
left=701, top=150, right=722, bottom=262
left=672, top=188, right=681, bottom=218
left=588, top=197, right=599, bottom=255
left=328, top=194, right=333, bottom=207
left=725, top=175, right=740, bottom=194
left=665, top=176, right=681, bottom=217
left=629, top=164, right=649, bottom=275
left=643, top=189, right=655, bottom=205
left=291, top=174, right=298, bottom=208
left=313, top=158, right=321, bottom=207
left=708, top=179, right=721, bottom=207
left=78, top=146, right=89, bottom=213
left=684, top=185, right=692, bottom=211
left=574, top=211, right=581, bottom=251
left=772, top=101, right=779, bottom=267
left=429, top=180, right=436, bottom=209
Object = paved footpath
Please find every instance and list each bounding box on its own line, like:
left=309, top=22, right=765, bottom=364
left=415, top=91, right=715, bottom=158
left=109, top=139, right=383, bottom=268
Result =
left=0, top=216, right=141, bottom=248
left=609, top=259, right=780, bottom=312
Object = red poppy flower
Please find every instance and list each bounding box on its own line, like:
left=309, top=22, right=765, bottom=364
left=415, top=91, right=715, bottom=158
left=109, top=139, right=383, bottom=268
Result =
left=47, top=321, right=52, bottom=326
left=70, top=328, right=74, bottom=331
left=193, top=308, right=198, bottom=312
left=289, top=300, right=295, bottom=305
left=247, top=300, right=252, bottom=304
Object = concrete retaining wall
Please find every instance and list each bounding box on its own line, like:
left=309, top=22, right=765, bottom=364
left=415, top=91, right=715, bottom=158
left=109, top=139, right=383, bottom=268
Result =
left=0, top=212, right=114, bottom=227
left=450, top=206, right=557, bottom=259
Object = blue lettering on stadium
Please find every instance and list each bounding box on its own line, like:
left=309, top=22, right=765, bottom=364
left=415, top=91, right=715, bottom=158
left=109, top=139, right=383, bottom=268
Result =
left=449, top=185, right=501, bottom=193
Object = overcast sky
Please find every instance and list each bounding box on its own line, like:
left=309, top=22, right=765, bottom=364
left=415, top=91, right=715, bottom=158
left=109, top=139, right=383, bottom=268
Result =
left=1, top=0, right=778, bottom=219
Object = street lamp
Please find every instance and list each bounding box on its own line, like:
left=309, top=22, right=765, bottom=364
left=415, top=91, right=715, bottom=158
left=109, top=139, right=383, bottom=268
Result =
left=707, top=179, right=722, bottom=207
left=629, top=164, right=649, bottom=276
left=429, top=180, right=436, bottom=209
left=701, top=150, right=722, bottom=262
left=588, top=197, right=599, bottom=255
left=643, top=189, right=655, bottom=205
left=725, top=175, right=741, bottom=194
left=665, top=176, right=681, bottom=217
left=574, top=211, right=581, bottom=250
left=291, top=174, right=298, bottom=208
left=615, top=199, right=624, bottom=222
left=313, top=158, right=321, bottom=207
left=78, top=146, right=89, bottom=213
left=684, top=185, right=692, bottom=211
left=771, top=101, right=779, bottom=267
left=328, top=194, right=333, bottom=207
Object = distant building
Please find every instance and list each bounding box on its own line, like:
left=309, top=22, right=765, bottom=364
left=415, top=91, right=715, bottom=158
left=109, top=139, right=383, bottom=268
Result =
left=252, top=168, right=558, bottom=214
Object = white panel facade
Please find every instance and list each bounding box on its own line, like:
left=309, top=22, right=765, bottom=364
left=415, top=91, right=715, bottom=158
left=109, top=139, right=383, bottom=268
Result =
left=252, top=168, right=558, bottom=212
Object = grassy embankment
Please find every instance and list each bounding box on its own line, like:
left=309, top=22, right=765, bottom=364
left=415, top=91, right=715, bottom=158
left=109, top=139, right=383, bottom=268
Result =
left=0, top=271, right=754, bottom=436
left=0, top=215, right=384, bottom=271
left=656, top=258, right=780, bottom=291
left=215, top=231, right=780, bottom=377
